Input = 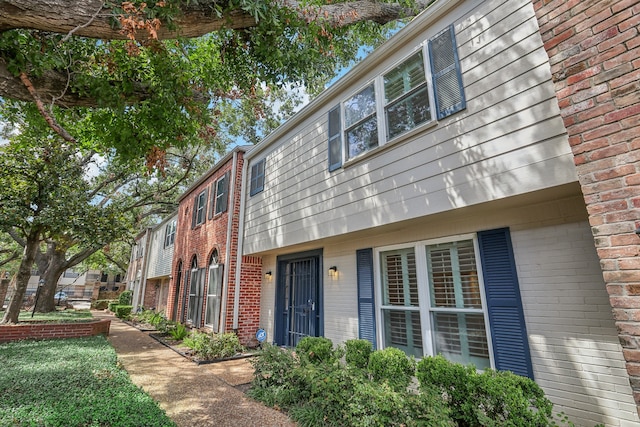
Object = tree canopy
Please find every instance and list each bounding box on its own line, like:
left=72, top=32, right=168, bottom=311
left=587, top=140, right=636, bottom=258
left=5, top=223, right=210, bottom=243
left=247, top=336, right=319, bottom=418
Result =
left=0, top=0, right=431, bottom=160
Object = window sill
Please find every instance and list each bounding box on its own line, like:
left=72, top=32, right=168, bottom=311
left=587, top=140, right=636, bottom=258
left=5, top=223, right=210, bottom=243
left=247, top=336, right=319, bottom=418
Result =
left=342, top=119, right=438, bottom=169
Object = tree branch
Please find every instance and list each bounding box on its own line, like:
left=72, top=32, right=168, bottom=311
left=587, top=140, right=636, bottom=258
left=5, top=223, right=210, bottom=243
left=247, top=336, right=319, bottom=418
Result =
left=0, top=0, right=427, bottom=40
left=19, top=72, right=77, bottom=143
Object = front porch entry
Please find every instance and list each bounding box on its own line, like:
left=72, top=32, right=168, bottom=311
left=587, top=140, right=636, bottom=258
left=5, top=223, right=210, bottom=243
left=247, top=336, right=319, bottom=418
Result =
left=274, top=249, right=323, bottom=347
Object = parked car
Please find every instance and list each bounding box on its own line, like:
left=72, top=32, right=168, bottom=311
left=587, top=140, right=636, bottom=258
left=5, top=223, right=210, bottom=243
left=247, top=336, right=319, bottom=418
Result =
left=54, top=292, right=68, bottom=303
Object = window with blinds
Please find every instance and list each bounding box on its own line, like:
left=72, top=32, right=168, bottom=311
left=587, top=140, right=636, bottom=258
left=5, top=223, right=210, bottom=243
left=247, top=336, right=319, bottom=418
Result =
left=427, top=240, right=489, bottom=369
left=383, top=51, right=431, bottom=140
left=380, top=248, right=423, bottom=357
left=328, top=24, right=465, bottom=171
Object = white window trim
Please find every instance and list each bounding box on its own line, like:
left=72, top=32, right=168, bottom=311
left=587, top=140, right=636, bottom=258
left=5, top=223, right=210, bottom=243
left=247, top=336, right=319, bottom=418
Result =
left=214, top=175, right=227, bottom=215
left=340, top=43, right=438, bottom=167
left=195, top=190, right=206, bottom=225
left=373, top=233, right=495, bottom=367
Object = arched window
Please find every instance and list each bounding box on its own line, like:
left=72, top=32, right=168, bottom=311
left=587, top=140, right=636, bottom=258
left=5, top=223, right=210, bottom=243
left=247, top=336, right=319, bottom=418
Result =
left=205, top=249, right=224, bottom=331
left=187, top=257, right=204, bottom=326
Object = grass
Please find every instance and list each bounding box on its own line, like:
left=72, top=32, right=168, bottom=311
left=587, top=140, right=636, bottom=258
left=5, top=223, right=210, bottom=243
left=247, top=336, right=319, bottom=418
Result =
left=0, top=336, right=176, bottom=427
left=0, top=309, right=94, bottom=322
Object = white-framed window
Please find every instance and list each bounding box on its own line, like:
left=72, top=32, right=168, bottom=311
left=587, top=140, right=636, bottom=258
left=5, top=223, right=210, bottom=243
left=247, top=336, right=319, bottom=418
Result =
left=205, top=250, right=223, bottom=331
left=194, top=190, right=207, bottom=226
left=328, top=24, right=465, bottom=168
left=345, top=83, right=378, bottom=159
left=384, top=51, right=431, bottom=140
left=164, top=219, right=176, bottom=247
left=214, top=173, right=229, bottom=215
left=376, top=235, right=491, bottom=369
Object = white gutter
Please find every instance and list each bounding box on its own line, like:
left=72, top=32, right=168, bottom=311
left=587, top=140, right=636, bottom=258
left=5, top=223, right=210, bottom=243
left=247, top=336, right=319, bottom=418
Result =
left=232, top=152, right=249, bottom=331
left=220, top=150, right=238, bottom=333
left=243, top=0, right=463, bottom=163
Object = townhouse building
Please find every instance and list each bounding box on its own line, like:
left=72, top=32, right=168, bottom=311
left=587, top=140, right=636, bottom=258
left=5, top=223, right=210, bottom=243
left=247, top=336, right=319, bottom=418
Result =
left=126, top=213, right=178, bottom=312
left=238, top=0, right=640, bottom=424
left=166, top=146, right=262, bottom=345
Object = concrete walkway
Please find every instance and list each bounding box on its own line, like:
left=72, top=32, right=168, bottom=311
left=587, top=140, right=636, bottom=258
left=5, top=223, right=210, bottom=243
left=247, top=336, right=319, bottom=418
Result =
left=93, top=311, right=295, bottom=427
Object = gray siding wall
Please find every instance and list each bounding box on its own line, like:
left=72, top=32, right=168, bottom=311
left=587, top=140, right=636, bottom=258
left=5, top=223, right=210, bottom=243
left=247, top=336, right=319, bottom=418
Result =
left=243, top=0, right=576, bottom=255
left=146, top=214, right=176, bottom=279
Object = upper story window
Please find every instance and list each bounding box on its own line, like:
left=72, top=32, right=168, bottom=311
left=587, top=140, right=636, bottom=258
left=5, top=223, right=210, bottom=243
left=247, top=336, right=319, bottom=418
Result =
left=214, top=173, right=229, bottom=215
left=191, top=189, right=208, bottom=228
left=164, top=219, right=176, bottom=247
left=328, top=25, right=465, bottom=169
left=384, top=51, right=431, bottom=140
left=249, top=159, right=266, bottom=196
left=345, top=84, right=378, bottom=159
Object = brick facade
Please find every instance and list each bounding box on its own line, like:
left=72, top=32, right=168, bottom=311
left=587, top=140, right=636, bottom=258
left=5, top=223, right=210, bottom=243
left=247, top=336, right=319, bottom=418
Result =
left=166, top=148, right=261, bottom=345
left=532, top=0, right=640, bottom=414
left=0, top=319, right=111, bottom=343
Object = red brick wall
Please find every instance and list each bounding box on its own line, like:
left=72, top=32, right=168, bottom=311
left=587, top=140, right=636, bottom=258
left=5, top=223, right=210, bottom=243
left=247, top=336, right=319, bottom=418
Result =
left=227, top=256, right=262, bottom=346
left=0, top=319, right=111, bottom=343
left=167, top=150, right=261, bottom=344
left=142, top=279, right=158, bottom=310
left=532, top=0, right=640, bottom=413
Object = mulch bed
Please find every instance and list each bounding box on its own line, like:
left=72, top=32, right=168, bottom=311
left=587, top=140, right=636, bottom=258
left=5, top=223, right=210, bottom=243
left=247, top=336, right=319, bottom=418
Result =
left=124, top=320, right=256, bottom=365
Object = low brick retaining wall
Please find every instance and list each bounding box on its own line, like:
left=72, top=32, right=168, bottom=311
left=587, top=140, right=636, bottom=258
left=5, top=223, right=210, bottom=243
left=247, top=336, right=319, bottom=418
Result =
left=0, top=319, right=111, bottom=343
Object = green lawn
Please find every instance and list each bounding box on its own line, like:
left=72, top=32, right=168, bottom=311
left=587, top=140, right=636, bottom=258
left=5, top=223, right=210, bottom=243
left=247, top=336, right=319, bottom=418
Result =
left=11, top=309, right=94, bottom=322
left=0, top=336, right=176, bottom=427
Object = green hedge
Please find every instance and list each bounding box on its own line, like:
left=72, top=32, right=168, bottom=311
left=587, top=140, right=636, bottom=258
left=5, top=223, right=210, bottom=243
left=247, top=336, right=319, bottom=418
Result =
left=114, top=305, right=133, bottom=319
left=108, top=301, right=119, bottom=312
left=92, top=299, right=116, bottom=310
left=118, top=290, right=133, bottom=305
left=249, top=339, right=574, bottom=427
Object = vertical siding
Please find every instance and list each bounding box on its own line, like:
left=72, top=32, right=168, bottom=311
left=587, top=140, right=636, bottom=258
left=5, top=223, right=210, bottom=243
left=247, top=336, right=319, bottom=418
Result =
left=243, top=0, right=576, bottom=255
left=513, top=224, right=639, bottom=426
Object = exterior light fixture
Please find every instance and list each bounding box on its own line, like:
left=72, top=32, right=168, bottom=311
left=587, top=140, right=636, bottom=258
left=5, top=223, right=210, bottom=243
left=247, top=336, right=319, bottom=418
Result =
left=328, top=266, right=337, bottom=276
left=265, top=271, right=272, bottom=279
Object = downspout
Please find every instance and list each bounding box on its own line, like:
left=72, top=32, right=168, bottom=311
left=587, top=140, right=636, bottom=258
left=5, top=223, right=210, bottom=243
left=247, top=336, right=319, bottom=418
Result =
left=232, top=153, right=249, bottom=331
left=220, top=150, right=238, bottom=333
left=134, top=228, right=152, bottom=311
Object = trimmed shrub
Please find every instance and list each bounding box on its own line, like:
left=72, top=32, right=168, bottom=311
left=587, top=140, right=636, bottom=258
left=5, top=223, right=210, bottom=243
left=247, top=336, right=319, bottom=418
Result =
left=347, top=380, right=454, bottom=427
left=248, top=344, right=306, bottom=410
left=368, top=347, right=415, bottom=391
left=416, top=355, right=556, bottom=427
left=114, top=305, right=133, bottom=319
left=471, top=369, right=553, bottom=426
left=182, top=330, right=245, bottom=360
left=416, top=355, right=477, bottom=425
left=91, top=299, right=114, bottom=310
left=345, top=339, right=372, bottom=370
left=118, top=290, right=133, bottom=306
left=295, top=336, right=337, bottom=365
left=108, top=301, right=119, bottom=312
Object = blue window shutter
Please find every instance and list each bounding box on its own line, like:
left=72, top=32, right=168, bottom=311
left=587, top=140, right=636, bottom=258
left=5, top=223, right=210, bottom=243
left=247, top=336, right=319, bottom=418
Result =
left=328, top=105, right=342, bottom=172
left=250, top=159, right=265, bottom=196
left=477, top=228, right=534, bottom=379
left=357, top=248, right=376, bottom=349
left=429, top=24, right=466, bottom=120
